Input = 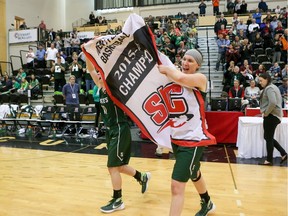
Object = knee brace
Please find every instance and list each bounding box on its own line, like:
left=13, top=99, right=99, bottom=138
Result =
left=191, top=171, right=201, bottom=182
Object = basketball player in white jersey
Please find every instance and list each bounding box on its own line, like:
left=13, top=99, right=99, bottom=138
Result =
left=158, top=49, right=217, bottom=216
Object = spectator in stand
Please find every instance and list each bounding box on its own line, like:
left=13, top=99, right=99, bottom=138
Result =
left=240, top=0, right=248, bottom=14
left=17, top=77, right=29, bottom=94
left=71, top=33, right=80, bottom=55
left=229, top=79, right=245, bottom=98
left=236, top=19, right=247, bottom=35
left=83, top=64, right=94, bottom=92
left=212, top=0, right=220, bottom=15
left=240, top=59, right=253, bottom=80
left=252, top=8, right=262, bottom=25
left=214, top=18, right=222, bottom=36
left=237, top=29, right=247, bottom=40
left=270, top=16, right=279, bottom=33
left=69, top=55, right=83, bottom=87
left=281, top=64, right=288, bottom=78
left=19, top=21, right=28, bottom=30
left=0, top=75, right=13, bottom=93
left=254, top=64, right=266, bottom=82
left=265, top=12, right=273, bottom=23
left=185, top=31, right=197, bottom=49
left=35, top=44, right=46, bottom=68
left=232, top=35, right=241, bottom=50
left=240, top=60, right=254, bottom=86
left=253, top=33, right=263, bottom=49
left=232, top=13, right=240, bottom=28
left=11, top=77, right=20, bottom=92
left=258, top=0, right=268, bottom=12
left=180, top=19, right=189, bottom=33
left=199, top=0, right=207, bottom=17
left=147, top=15, right=155, bottom=31
left=15, top=68, right=27, bottom=83
left=226, top=0, right=235, bottom=14
left=279, top=29, right=288, bottom=63
left=38, top=20, right=46, bottom=31
left=278, top=78, right=288, bottom=108
left=248, top=18, right=260, bottom=42
left=29, top=74, right=40, bottom=96
left=227, top=27, right=236, bottom=41
left=229, top=66, right=246, bottom=88
left=187, top=13, right=197, bottom=28
left=25, top=47, right=35, bottom=69
left=163, top=36, right=176, bottom=63
left=159, top=15, right=168, bottom=31
left=45, top=43, right=58, bottom=68
left=261, top=24, right=273, bottom=50
left=62, top=75, right=80, bottom=121
left=225, top=44, right=240, bottom=68
left=115, top=25, right=122, bottom=34
left=94, top=16, right=99, bottom=24
left=246, top=14, right=253, bottom=27
left=269, top=62, right=281, bottom=80
left=245, top=79, right=260, bottom=100
left=51, top=57, right=66, bottom=91
left=234, top=0, right=242, bottom=14
left=48, top=28, right=56, bottom=42
left=54, top=35, right=63, bottom=51
left=216, top=33, right=228, bottom=71
left=240, top=39, right=252, bottom=63
left=223, top=61, right=235, bottom=89
left=89, top=11, right=95, bottom=25
left=275, top=21, right=284, bottom=35
left=219, top=13, right=228, bottom=28
left=63, top=33, right=72, bottom=57
left=244, top=79, right=260, bottom=107
left=218, top=24, right=229, bottom=38
left=177, top=41, right=188, bottom=58
left=272, top=34, right=282, bottom=63
left=106, top=24, right=114, bottom=35
left=274, top=5, right=281, bottom=14
left=54, top=52, right=65, bottom=64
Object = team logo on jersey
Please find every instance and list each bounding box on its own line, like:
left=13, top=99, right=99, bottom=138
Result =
left=143, top=83, right=193, bottom=133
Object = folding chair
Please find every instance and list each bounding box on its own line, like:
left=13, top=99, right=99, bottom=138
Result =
left=78, top=106, right=97, bottom=136
left=254, top=48, right=264, bottom=57
left=16, top=105, right=40, bottom=136
left=257, top=55, right=270, bottom=63
left=37, top=105, right=56, bottom=135
left=251, top=62, right=260, bottom=71
left=79, top=94, right=87, bottom=105
left=61, top=106, right=83, bottom=137
left=265, top=47, right=273, bottom=58
left=0, top=104, right=19, bottom=135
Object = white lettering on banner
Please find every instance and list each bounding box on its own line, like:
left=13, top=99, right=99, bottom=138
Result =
left=118, top=50, right=153, bottom=96
left=96, top=33, right=130, bottom=63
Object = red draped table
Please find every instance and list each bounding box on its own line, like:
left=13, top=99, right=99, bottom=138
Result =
left=205, top=111, right=244, bottom=144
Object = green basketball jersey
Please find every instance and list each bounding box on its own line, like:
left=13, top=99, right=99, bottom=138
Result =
left=99, top=89, right=128, bottom=127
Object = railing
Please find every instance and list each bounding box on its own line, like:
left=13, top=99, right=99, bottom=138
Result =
left=72, top=18, right=89, bottom=29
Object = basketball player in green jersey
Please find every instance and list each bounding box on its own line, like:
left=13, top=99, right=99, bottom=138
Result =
left=86, top=57, right=151, bottom=214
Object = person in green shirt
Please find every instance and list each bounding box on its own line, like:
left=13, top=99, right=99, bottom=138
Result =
left=17, top=77, right=29, bottom=94
left=69, top=55, right=83, bottom=87
left=86, top=57, right=151, bottom=214
left=29, top=74, right=40, bottom=96
left=51, top=57, right=66, bottom=91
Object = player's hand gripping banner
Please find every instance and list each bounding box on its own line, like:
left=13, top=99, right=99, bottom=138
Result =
left=83, top=14, right=216, bottom=149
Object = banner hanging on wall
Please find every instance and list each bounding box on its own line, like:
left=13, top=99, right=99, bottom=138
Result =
left=9, top=28, right=38, bottom=44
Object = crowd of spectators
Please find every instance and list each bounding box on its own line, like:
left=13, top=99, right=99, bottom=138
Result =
left=213, top=4, right=287, bottom=108
left=3, top=1, right=287, bottom=109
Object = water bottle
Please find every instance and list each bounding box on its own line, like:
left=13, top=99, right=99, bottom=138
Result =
left=52, top=128, right=57, bottom=139
left=27, top=126, right=33, bottom=137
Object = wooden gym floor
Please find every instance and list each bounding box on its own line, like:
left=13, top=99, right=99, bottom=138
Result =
left=0, top=131, right=287, bottom=216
